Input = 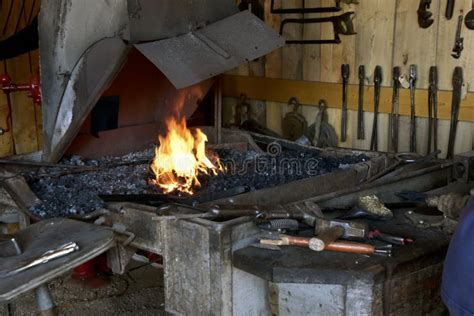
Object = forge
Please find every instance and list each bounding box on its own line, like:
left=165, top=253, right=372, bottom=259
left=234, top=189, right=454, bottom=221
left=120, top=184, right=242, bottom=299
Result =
left=25, top=138, right=370, bottom=219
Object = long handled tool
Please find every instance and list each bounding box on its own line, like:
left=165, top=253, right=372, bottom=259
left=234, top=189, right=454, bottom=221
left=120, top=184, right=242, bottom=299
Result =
left=389, top=67, right=400, bottom=153
left=370, top=66, right=382, bottom=151
left=452, top=13, right=464, bottom=59
left=260, top=236, right=391, bottom=256
left=446, top=0, right=456, bottom=20
left=427, top=66, right=438, bottom=155
left=357, top=65, right=365, bottom=140
left=341, top=64, right=349, bottom=142
left=447, top=67, right=463, bottom=159
left=409, top=65, right=417, bottom=153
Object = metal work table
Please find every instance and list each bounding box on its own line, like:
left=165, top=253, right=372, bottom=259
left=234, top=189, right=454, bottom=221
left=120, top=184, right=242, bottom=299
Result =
left=232, top=210, right=450, bottom=315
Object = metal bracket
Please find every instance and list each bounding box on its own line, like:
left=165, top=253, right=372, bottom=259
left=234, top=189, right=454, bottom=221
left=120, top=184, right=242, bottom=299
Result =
left=270, top=0, right=358, bottom=14
left=280, top=12, right=356, bottom=44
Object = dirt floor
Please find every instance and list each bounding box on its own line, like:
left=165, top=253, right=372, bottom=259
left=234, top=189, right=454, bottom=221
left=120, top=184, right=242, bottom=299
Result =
left=0, top=264, right=165, bottom=316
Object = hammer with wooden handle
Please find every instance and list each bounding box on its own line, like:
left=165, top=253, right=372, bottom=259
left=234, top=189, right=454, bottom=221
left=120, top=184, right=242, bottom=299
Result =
left=260, top=236, right=391, bottom=256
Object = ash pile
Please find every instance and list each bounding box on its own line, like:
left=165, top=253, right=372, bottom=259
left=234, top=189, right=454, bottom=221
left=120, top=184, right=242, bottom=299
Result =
left=26, top=146, right=368, bottom=218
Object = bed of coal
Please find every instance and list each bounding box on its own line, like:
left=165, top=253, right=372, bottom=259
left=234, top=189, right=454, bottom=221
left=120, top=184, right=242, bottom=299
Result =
left=25, top=146, right=369, bottom=218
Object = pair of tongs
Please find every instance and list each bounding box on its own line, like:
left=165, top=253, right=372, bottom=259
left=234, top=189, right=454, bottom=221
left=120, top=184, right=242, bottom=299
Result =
left=0, top=242, right=79, bottom=278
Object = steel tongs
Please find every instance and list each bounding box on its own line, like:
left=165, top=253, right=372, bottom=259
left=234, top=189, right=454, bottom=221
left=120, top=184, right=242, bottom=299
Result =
left=0, top=242, right=79, bottom=278
left=427, top=66, right=438, bottom=155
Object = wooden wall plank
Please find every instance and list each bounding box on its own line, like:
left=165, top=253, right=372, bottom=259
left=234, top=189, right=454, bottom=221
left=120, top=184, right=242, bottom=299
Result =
left=393, top=0, right=441, bottom=154
left=352, top=0, right=397, bottom=151
left=437, top=0, right=474, bottom=90
left=6, top=0, right=39, bottom=154
left=0, top=0, right=41, bottom=157
left=302, top=0, right=322, bottom=82
left=0, top=62, right=14, bottom=157
left=264, top=0, right=284, bottom=134
left=318, top=0, right=357, bottom=149
left=436, top=0, right=473, bottom=156
left=279, top=0, right=304, bottom=135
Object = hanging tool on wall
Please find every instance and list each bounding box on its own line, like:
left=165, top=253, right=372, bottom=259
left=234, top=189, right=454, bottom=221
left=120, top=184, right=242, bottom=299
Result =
left=389, top=67, right=400, bottom=153
left=418, top=0, right=434, bottom=28
left=409, top=65, right=417, bottom=153
left=447, top=67, right=463, bottom=159
left=465, top=0, right=474, bottom=29
left=280, top=12, right=357, bottom=44
left=340, top=64, right=349, bottom=142
left=357, top=65, right=365, bottom=140
left=427, top=66, right=438, bottom=156
left=370, top=66, right=382, bottom=151
left=306, top=100, right=338, bottom=148
left=282, top=97, right=308, bottom=141
left=452, top=12, right=464, bottom=59
left=270, top=0, right=358, bottom=14
left=446, top=0, right=456, bottom=20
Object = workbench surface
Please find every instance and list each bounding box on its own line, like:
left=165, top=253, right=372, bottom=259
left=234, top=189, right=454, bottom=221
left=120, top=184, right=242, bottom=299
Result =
left=233, top=210, right=451, bottom=285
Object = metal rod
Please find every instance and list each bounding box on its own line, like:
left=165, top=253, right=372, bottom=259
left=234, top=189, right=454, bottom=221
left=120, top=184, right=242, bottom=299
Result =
left=214, top=77, right=222, bottom=144
left=409, top=65, right=417, bottom=153
left=370, top=66, right=382, bottom=151
left=389, top=67, right=400, bottom=153
left=357, top=65, right=365, bottom=140
left=341, top=64, right=349, bottom=142
left=447, top=67, right=463, bottom=159
left=35, top=285, right=56, bottom=316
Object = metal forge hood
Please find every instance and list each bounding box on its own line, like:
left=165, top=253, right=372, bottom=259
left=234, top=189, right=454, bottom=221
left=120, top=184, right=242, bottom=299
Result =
left=39, top=0, right=284, bottom=162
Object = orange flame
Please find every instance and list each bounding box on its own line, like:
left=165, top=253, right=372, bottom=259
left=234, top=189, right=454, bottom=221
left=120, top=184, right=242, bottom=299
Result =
left=150, top=117, right=222, bottom=195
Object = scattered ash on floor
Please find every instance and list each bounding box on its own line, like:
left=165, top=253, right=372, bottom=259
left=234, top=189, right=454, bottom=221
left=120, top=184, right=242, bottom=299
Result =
left=26, top=147, right=369, bottom=218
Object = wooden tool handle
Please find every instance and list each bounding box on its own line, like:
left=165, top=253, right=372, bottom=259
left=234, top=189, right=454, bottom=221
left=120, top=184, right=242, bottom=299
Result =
left=324, top=241, right=376, bottom=254
left=282, top=236, right=311, bottom=247
left=311, top=226, right=345, bottom=251
left=261, top=237, right=376, bottom=255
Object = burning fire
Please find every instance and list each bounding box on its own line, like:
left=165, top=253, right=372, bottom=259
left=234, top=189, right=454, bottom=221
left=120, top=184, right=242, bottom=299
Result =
left=150, top=117, right=222, bottom=195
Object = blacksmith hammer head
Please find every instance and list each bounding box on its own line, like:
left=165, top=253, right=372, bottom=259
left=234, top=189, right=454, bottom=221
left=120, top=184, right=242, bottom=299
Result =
left=0, top=234, right=22, bottom=257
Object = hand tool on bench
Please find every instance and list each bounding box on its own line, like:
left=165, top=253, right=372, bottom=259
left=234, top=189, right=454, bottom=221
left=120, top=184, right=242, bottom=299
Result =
left=364, top=150, right=441, bottom=184
left=368, top=229, right=414, bottom=246
left=314, top=215, right=413, bottom=246
left=357, top=65, right=365, bottom=140
left=465, top=0, right=474, bottom=29
left=370, top=66, right=382, bottom=151
left=323, top=241, right=392, bottom=256
left=258, top=219, right=300, bottom=233
left=311, top=218, right=367, bottom=251
left=389, top=67, right=400, bottom=153
left=311, top=226, right=345, bottom=251
left=270, top=0, right=359, bottom=14
left=260, top=236, right=392, bottom=256
left=418, top=0, right=434, bottom=28
left=447, top=67, right=463, bottom=159
left=446, top=0, right=456, bottom=20
left=452, top=13, right=464, bottom=59
left=314, top=218, right=368, bottom=240
left=0, top=242, right=79, bottom=278
left=341, top=64, right=349, bottom=142
left=427, top=66, right=438, bottom=155
left=280, top=12, right=356, bottom=44
left=409, top=65, right=417, bottom=153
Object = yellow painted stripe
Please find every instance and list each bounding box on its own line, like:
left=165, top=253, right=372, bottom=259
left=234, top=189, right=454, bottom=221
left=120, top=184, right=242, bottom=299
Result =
left=222, top=75, right=474, bottom=122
